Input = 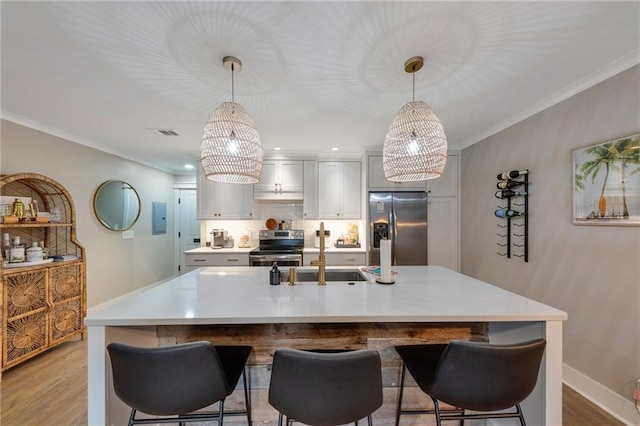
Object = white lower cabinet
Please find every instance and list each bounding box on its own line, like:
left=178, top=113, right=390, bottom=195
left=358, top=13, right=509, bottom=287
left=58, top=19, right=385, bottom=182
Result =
left=184, top=252, right=249, bottom=272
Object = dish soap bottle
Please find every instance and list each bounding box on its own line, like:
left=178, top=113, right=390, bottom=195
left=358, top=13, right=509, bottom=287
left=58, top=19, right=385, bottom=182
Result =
left=270, top=262, right=281, bottom=286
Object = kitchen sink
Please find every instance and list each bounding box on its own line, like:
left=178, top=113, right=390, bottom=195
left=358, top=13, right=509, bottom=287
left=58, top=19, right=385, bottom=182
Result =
left=281, top=268, right=369, bottom=282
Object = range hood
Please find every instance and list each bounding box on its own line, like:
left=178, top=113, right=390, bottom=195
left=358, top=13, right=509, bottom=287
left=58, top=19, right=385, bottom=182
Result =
left=253, top=190, right=303, bottom=201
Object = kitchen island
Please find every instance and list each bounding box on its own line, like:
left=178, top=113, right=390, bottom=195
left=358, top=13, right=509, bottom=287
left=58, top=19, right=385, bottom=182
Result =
left=85, top=266, right=567, bottom=425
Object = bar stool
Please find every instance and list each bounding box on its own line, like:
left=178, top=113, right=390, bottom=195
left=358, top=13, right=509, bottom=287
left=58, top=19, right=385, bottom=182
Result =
left=394, top=339, right=546, bottom=426
left=269, top=348, right=383, bottom=426
left=107, top=341, right=252, bottom=425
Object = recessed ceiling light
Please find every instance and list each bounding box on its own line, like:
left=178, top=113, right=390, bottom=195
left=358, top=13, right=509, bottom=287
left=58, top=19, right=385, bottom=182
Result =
left=332, top=147, right=339, bottom=151
left=274, top=147, right=281, bottom=151
left=184, top=164, right=194, bottom=169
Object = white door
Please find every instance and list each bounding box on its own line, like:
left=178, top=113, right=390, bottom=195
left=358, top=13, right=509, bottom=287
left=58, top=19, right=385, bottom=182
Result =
left=177, top=189, right=200, bottom=274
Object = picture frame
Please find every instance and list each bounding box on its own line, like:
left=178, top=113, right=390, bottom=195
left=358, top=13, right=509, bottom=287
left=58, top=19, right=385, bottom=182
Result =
left=573, top=133, right=640, bottom=226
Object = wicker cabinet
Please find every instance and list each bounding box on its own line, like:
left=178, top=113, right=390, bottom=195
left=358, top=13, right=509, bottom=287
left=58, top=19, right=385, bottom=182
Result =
left=0, top=173, right=85, bottom=379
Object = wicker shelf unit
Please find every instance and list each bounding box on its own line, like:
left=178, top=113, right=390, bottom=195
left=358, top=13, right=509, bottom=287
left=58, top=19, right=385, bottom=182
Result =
left=0, top=173, right=86, bottom=380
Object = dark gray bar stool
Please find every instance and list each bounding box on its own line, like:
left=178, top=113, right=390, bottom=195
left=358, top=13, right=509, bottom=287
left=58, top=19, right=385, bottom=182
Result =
left=269, top=348, right=383, bottom=426
left=107, top=341, right=252, bottom=425
left=394, top=338, right=546, bottom=426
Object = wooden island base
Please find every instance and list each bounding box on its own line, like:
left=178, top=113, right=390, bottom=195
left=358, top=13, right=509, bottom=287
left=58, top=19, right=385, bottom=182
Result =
left=156, top=322, right=488, bottom=425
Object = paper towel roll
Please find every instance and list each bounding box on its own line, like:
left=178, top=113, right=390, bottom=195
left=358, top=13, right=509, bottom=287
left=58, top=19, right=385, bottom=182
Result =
left=380, top=239, right=393, bottom=283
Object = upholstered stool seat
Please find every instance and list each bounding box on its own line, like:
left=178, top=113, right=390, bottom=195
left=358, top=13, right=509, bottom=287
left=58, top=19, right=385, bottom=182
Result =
left=394, top=339, right=546, bottom=426
left=269, top=348, right=383, bottom=426
left=107, top=341, right=252, bottom=425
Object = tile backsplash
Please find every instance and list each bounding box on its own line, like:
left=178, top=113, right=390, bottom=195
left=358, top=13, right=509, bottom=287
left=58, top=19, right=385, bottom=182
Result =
left=201, top=201, right=364, bottom=249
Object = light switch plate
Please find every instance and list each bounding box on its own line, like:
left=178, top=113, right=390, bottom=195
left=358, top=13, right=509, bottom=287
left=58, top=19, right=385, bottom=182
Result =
left=122, top=230, right=135, bottom=239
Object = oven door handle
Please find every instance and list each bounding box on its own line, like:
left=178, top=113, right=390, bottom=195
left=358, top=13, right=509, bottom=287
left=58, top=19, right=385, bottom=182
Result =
left=250, top=253, right=303, bottom=266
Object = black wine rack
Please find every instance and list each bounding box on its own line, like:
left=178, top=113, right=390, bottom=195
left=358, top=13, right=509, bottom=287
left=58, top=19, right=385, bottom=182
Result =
left=495, top=170, right=529, bottom=262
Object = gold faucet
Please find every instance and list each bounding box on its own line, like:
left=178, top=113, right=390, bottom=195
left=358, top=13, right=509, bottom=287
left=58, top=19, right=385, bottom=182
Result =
left=310, top=221, right=326, bottom=285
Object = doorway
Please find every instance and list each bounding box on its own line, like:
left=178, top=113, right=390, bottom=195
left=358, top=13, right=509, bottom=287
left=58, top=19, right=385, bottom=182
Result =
left=174, top=188, right=200, bottom=274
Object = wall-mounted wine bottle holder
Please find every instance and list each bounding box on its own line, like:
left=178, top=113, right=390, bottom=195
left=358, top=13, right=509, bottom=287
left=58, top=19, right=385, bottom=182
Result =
left=495, top=170, right=529, bottom=262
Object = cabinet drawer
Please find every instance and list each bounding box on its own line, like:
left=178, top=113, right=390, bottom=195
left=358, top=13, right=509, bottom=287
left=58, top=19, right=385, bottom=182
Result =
left=185, top=253, right=249, bottom=267
left=325, top=252, right=366, bottom=266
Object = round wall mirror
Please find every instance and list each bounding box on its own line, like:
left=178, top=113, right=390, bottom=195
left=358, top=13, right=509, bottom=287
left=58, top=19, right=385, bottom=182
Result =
left=93, top=180, right=141, bottom=231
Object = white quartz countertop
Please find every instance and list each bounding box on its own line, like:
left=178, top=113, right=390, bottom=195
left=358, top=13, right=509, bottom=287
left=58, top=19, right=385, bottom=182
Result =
left=184, top=247, right=253, bottom=254
left=303, top=247, right=366, bottom=253
left=85, top=266, right=566, bottom=326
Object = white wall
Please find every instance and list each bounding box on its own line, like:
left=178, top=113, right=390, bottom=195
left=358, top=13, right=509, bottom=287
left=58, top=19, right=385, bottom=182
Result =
left=1, top=120, right=176, bottom=307
left=460, top=65, right=640, bottom=422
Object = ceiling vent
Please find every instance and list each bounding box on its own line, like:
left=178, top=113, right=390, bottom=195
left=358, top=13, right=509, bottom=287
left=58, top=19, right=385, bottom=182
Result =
left=149, top=129, right=179, bottom=136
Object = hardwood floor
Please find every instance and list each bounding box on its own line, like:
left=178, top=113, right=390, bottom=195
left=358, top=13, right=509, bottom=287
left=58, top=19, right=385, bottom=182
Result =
left=0, top=338, right=626, bottom=425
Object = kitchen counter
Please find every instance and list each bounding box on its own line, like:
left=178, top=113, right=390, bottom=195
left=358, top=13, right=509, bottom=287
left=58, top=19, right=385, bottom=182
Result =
left=86, top=266, right=566, bottom=424
left=303, top=246, right=366, bottom=253
left=183, top=246, right=253, bottom=254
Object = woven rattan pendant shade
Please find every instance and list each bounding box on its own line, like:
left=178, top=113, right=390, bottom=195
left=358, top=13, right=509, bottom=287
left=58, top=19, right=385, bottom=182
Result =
left=383, top=57, right=447, bottom=182
left=201, top=57, right=263, bottom=184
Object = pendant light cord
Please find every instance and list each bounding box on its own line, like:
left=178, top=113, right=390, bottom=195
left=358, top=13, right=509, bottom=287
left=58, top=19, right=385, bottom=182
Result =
left=412, top=71, right=415, bottom=103
left=231, top=63, right=235, bottom=103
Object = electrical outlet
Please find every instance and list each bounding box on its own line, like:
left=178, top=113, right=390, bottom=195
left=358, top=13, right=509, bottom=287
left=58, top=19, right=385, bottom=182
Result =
left=122, top=230, right=135, bottom=240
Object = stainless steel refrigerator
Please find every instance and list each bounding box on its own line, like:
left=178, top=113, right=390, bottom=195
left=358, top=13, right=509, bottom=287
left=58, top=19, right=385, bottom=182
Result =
left=369, top=192, right=428, bottom=266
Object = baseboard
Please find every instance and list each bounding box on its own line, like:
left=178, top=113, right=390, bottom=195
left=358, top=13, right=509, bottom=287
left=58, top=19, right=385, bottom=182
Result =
left=563, top=363, right=640, bottom=425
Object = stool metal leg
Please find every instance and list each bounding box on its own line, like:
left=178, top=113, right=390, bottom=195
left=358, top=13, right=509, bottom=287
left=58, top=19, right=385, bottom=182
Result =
left=395, top=362, right=407, bottom=426
left=242, top=367, right=252, bottom=424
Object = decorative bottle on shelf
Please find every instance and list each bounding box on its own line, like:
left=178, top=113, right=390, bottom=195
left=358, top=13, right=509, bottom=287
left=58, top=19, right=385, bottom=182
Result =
left=2, top=233, right=10, bottom=260
left=270, top=262, right=281, bottom=285
left=497, top=170, right=528, bottom=180
left=495, top=208, right=525, bottom=218
left=496, top=180, right=525, bottom=190
left=495, top=190, right=528, bottom=199
left=9, top=236, right=26, bottom=263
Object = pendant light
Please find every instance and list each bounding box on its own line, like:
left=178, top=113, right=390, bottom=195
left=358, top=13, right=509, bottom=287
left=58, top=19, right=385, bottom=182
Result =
left=383, top=56, right=447, bottom=182
left=201, top=56, right=263, bottom=184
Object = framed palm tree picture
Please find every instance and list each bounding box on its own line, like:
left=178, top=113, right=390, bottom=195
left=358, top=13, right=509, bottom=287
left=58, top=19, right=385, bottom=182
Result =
left=573, top=134, right=640, bottom=225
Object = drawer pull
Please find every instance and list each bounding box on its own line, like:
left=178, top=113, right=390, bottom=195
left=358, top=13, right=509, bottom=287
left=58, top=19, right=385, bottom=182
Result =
left=194, top=259, right=207, bottom=262
left=227, top=258, right=239, bottom=262
left=345, top=258, right=356, bottom=262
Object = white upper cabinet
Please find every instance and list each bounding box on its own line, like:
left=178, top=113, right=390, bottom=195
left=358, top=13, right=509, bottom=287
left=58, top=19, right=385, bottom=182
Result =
left=254, top=160, right=303, bottom=199
left=426, top=154, right=458, bottom=197
left=318, top=161, right=361, bottom=219
left=303, top=160, right=318, bottom=219
left=197, top=167, right=254, bottom=220
left=367, top=155, right=427, bottom=190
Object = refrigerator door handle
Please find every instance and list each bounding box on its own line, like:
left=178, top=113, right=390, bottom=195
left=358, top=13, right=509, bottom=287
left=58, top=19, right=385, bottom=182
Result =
left=390, top=208, right=397, bottom=265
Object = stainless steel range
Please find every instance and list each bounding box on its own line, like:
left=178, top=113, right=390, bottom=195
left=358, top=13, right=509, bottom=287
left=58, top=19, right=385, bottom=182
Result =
left=249, top=229, right=304, bottom=267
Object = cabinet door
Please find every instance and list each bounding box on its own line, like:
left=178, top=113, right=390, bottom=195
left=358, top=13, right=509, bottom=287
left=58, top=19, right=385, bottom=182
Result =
left=197, top=169, right=218, bottom=219
left=3, top=269, right=49, bottom=366
left=325, top=252, right=366, bottom=266
left=303, top=161, right=318, bottom=219
left=427, top=155, right=458, bottom=197
left=254, top=161, right=279, bottom=193
left=197, top=168, right=254, bottom=219
left=49, top=263, right=83, bottom=344
left=254, top=160, right=303, bottom=194
left=217, top=183, right=253, bottom=219
left=367, top=156, right=426, bottom=190
left=427, top=197, right=459, bottom=271
left=279, top=161, right=303, bottom=192
left=318, top=162, right=342, bottom=218
left=340, top=162, right=362, bottom=219
left=318, top=162, right=362, bottom=219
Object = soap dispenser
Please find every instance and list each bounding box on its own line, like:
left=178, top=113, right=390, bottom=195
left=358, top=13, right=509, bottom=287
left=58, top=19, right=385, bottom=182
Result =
left=270, top=262, right=281, bottom=285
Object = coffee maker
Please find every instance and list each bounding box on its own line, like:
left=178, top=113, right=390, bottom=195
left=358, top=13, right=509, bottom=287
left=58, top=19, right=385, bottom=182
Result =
left=211, top=229, right=227, bottom=248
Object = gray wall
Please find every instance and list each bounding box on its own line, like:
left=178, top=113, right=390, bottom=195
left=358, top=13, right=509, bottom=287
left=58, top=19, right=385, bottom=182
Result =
left=1, top=120, right=176, bottom=306
left=461, top=66, right=639, bottom=406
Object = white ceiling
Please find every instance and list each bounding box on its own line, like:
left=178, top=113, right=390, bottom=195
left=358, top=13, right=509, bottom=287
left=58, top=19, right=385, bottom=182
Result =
left=2, top=1, right=639, bottom=175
